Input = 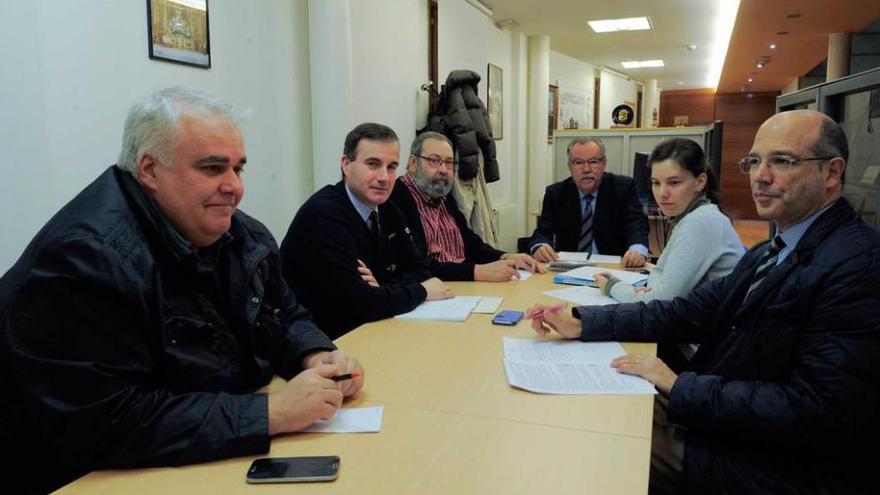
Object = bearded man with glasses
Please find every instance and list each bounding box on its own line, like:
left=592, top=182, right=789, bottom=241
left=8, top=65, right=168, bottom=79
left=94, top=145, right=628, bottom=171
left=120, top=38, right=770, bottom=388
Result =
left=528, top=137, right=649, bottom=267
left=390, top=132, right=543, bottom=282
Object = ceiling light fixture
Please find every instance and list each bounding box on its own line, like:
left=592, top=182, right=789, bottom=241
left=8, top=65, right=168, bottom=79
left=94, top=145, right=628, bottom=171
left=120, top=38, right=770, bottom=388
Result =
left=769, top=43, right=777, bottom=49
left=588, top=17, right=652, bottom=33
left=757, top=63, right=764, bottom=68
left=748, top=78, right=753, bottom=82
left=707, top=0, right=741, bottom=88
left=621, top=60, right=664, bottom=68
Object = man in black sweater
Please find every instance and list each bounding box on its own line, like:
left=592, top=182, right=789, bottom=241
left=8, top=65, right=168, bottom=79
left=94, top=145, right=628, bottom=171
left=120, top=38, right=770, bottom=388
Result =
left=390, top=131, right=542, bottom=281
left=280, top=123, right=452, bottom=339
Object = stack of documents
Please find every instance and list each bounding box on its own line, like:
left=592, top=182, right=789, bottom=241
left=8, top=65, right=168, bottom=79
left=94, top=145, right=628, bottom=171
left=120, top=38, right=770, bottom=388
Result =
left=557, top=252, right=622, bottom=264
left=554, top=265, right=649, bottom=287
left=502, top=337, right=655, bottom=395
left=548, top=252, right=622, bottom=271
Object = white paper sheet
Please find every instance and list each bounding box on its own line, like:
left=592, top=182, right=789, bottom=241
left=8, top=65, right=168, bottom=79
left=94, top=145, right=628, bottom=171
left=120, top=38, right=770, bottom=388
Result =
left=557, top=251, right=590, bottom=262
left=514, top=269, right=533, bottom=281
left=587, top=254, right=623, bottom=264
left=543, top=286, right=618, bottom=306
left=503, top=361, right=656, bottom=395
left=472, top=296, right=504, bottom=314
left=502, top=337, right=627, bottom=365
left=501, top=338, right=655, bottom=395
left=301, top=406, right=384, bottom=433
left=557, top=252, right=622, bottom=264
left=394, top=296, right=482, bottom=321
left=560, top=266, right=648, bottom=286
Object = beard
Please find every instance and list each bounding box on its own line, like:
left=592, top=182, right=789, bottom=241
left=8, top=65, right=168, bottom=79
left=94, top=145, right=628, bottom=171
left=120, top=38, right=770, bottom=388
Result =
left=413, top=166, right=453, bottom=200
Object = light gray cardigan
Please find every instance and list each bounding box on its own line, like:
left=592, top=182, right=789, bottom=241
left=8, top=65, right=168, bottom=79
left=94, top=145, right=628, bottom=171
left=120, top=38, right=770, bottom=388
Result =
left=609, top=203, right=743, bottom=303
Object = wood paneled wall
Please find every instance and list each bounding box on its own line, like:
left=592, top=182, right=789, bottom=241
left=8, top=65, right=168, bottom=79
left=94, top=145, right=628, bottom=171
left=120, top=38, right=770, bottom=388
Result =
left=714, top=92, right=779, bottom=220
left=658, top=89, right=716, bottom=127
left=658, top=89, right=780, bottom=220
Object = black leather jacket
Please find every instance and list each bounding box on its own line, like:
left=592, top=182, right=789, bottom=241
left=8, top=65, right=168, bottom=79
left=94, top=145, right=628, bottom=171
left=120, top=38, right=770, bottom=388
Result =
left=0, top=167, right=335, bottom=493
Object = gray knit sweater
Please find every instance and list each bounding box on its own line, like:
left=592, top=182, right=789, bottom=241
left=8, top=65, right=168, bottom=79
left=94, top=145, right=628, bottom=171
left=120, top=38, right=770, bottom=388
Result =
left=609, top=203, right=743, bottom=302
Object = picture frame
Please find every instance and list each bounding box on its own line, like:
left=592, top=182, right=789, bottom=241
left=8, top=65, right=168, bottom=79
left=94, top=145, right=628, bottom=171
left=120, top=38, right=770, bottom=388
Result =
left=147, top=0, right=211, bottom=69
left=548, top=85, right=559, bottom=144
left=487, top=63, right=503, bottom=140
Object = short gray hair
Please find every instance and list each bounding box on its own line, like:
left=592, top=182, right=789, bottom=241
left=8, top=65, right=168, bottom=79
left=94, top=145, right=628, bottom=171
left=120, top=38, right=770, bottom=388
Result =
left=566, top=137, right=605, bottom=160
left=116, top=87, right=239, bottom=176
left=410, top=131, right=452, bottom=157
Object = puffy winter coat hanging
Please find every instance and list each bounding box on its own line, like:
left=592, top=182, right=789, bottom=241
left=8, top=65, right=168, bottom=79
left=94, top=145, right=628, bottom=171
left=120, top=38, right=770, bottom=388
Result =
left=426, top=70, right=500, bottom=182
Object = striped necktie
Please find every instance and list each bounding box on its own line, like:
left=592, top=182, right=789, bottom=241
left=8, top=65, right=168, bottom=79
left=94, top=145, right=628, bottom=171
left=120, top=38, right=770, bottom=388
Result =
left=368, top=211, right=381, bottom=238
left=745, top=235, right=785, bottom=299
left=577, top=196, right=594, bottom=253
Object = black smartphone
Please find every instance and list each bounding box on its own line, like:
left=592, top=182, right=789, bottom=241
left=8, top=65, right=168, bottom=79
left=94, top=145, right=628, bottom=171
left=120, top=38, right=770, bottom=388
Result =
left=492, top=310, right=524, bottom=326
left=246, top=456, right=340, bottom=483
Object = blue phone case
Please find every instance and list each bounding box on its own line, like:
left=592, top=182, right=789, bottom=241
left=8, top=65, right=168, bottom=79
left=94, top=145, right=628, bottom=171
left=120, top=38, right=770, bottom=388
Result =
left=492, top=310, right=524, bottom=325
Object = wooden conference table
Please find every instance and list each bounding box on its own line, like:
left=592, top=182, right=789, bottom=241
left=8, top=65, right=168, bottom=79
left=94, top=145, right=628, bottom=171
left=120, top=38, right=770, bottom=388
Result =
left=56, top=271, right=656, bottom=495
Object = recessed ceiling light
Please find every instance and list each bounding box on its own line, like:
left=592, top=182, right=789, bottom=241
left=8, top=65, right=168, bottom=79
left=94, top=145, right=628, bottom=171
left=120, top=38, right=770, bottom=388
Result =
left=588, top=17, right=652, bottom=33
left=621, top=60, right=664, bottom=68
left=748, top=78, right=753, bottom=82
left=757, top=63, right=764, bottom=68
left=769, top=43, right=777, bottom=49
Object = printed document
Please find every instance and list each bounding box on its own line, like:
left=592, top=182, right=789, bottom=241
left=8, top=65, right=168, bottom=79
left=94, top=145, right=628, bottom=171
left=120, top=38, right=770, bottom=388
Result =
left=502, top=337, right=655, bottom=395
left=394, top=296, right=482, bottom=321
left=557, top=252, right=622, bottom=264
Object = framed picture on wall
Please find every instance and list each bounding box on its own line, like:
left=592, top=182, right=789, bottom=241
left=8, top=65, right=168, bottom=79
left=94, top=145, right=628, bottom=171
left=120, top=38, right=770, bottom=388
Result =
left=548, top=85, right=559, bottom=144
left=487, top=63, right=503, bottom=140
left=146, top=0, right=211, bottom=68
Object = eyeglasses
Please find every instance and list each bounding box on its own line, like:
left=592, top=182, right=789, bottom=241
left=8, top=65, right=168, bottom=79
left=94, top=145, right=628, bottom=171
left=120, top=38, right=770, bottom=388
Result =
left=569, top=157, right=606, bottom=168
left=737, top=154, right=836, bottom=174
left=417, top=155, right=457, bottom=169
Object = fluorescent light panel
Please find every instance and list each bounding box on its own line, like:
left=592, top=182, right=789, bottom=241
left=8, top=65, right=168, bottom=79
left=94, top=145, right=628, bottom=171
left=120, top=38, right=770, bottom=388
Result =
left=588, top=17, right=651, bottom=33
left=621, top=60, right=664, bottom=69
left=707, top=0, right=741, bottom=88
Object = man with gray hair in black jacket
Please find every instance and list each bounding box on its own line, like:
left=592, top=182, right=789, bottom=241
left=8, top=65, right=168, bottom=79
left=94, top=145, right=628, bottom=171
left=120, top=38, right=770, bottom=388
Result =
left=0, top=88, right=364, bottom=493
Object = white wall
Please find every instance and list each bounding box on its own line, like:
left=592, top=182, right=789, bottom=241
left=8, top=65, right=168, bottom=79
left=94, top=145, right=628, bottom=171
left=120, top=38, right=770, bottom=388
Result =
left=550, top=50, right=596, bottom=100
left=598, top=70, right=641, bottom=129
left=0, top=0, right=314, bottom=272
left=349, top=0, right=430, bottom=163
left=438, top=0, right=524, bottom=249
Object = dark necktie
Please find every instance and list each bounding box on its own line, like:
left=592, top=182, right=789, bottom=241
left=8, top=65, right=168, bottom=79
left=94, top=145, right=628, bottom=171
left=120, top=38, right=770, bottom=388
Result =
left=745, top=235, right=785, bottom=299
left=368, top=211, right=381, bottom=238
left=577, top=197, right=594, bottom=253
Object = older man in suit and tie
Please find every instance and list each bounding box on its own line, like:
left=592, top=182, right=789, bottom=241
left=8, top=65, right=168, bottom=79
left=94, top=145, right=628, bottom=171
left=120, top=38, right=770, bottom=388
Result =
left=528, top=137, right=649, bottom=267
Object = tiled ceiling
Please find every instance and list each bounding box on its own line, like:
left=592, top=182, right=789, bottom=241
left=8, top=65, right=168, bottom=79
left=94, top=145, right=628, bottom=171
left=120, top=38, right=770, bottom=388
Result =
left=485, top=0, right=880, bottom=93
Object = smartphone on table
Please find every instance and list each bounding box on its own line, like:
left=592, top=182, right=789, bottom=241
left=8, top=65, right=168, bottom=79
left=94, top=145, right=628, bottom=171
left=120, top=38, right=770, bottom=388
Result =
left=492, top=310, right=524, bottom=326
left=246, top=456, right=340, bottom=483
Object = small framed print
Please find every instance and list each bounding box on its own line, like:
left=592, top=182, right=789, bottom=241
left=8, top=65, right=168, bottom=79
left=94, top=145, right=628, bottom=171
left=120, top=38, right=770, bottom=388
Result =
left=487, top=63, right=503, bottom=140
left=147, top=0, right=211, bottom=69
